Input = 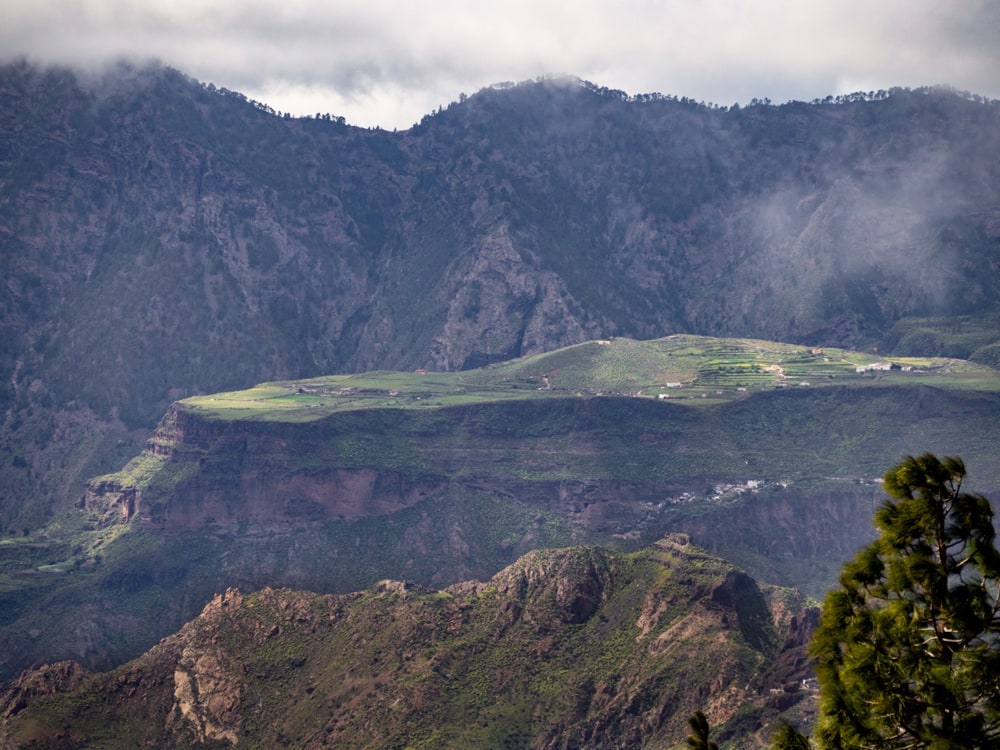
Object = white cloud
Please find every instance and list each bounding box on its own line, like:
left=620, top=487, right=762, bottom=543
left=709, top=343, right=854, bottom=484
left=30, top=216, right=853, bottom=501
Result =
left=2, top=0, right=998, bottom=128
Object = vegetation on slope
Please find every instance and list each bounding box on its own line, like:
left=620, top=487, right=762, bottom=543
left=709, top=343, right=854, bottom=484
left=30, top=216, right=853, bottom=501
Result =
left=2, top=336, right=999, bottom=681
left=180, top=334, right=1000, bottom=423
left=0, top=537, right=815, bottom=749
left=3, top=62, right=1000, bottom=534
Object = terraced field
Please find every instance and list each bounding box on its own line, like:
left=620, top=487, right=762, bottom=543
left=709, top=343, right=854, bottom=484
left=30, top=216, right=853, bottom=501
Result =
left=3, top=335, right=998, bottom=686
left=183, top=335, right=1000, bottom=421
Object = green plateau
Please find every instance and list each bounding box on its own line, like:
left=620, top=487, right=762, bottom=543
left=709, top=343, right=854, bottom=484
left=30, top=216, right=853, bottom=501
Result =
left=181, top=333, right=1000, bottom=421
left=4, top=63, right=1000, bottom=748
left=2, top=335, right=998, bottom=689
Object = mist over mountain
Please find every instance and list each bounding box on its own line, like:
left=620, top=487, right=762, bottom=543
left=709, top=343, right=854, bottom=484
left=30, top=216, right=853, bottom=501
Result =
left=2, top=62, right=1000, bottom=746
left=2, top=61, right=999, bottom=533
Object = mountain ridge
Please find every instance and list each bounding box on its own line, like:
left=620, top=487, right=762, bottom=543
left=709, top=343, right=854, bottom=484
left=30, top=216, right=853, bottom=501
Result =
left=2, top=336, right=998, bottom=683
left=3, top=63, right=1000, bottom=745
left=0, top=536, right=817, bottom=749
left=3, top=61, right=1000, bottom=531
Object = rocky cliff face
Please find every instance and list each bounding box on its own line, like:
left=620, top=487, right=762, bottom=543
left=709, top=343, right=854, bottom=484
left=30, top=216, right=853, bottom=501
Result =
left=80, top=383, right=1000, bottom=592
left=83, top=398, right=691, bottom=533
left=0, top=538, right=818, bottom=749
left=3, top=62, right=1000, bottom=530
left=85, top=404, right=443, bottom=528
left=0, top=370, right=990, bottom=681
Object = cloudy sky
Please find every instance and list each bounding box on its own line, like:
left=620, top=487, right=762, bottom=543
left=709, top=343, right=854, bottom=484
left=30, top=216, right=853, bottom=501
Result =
left=2, top=0, right=999, bottom=129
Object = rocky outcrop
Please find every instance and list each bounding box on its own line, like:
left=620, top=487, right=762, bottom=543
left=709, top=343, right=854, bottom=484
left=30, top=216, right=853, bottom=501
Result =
left=165, top=590, right=247, bottom=746
left=476, top=546, right=615, bottom=627
left=84, top=479, right=139, bottom=523
left=429, top=224, right=594, bottom=370
left=0, top=661, right=89, bottom=721
left=0, top=540, right=816, bottom=749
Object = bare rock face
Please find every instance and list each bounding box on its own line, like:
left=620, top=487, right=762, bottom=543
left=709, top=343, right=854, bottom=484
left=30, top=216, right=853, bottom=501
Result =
left=429, top=224, right=594, bottom=370
left=169, top=650, right=242, bottom=746
left=166, top=589, right=246, bottom=746
left=0, top=540, right=816, bottom=749
left=483, top=546, right=615, bottom=627
left=0, top=661, right=89, bottom=721
left=84, top=479, right=139, bottom=523
left=85, top=405, right=446, bottom=529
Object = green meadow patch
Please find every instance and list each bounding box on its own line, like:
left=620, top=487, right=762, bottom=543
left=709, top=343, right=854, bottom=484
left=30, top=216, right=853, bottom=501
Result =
left=181, top=335, right=1000, bottom=423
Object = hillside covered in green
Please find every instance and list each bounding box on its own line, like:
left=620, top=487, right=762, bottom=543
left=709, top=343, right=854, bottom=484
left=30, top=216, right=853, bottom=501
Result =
left=0, top=537, right=815, bottom=749
left=3, top=60, right=1000, bottom=746
left=1, top=336, right=998, bottom=685
left=3, top=62, right=1000, bottom=536
left=180, top=333, right=1000, bottom=420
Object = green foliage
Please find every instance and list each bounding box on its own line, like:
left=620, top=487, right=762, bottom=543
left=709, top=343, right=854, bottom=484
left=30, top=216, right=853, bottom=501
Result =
left=6, top=338, right=1000, bottom=681
left=971, top=342, right=1000, bottom=369
left=811, top=454, right=1000, bottom=749
left=181, top=335, right=1000, bottom=427
left=770, top=720, right=810, bottom=749
left=0, top=539, right=811, bottom=748
left=687, top=710, right=720, bottom=750
left=882, top=313, right=1000, bottom=360
left=5, top=62, right=1000, bottom=541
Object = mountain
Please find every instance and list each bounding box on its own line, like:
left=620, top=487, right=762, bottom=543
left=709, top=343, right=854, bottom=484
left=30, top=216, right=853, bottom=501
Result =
left=2, top=61, right=1000, bottom=534
left=3, top=62, right=1000, bottom=745
left=2, top=336, right=998, bottom=682
left=0, top=537, right=817, bottom=749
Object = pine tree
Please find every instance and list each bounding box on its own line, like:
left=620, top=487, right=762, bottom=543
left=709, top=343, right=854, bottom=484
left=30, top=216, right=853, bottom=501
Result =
left=687, top=710, right=719, bottom=750
left=810, top=454, right=1000, bottom=748
left=770, top=720, right=810, bottom=749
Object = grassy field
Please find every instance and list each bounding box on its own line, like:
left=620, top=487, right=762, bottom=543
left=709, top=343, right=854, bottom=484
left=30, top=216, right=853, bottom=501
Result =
left=5, top=334, right=999, bottom=684
left=181, top=335, right=1000, bottom=422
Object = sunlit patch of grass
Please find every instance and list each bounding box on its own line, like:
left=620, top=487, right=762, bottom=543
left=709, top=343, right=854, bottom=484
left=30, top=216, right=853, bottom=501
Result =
left=94, top=452, right=167, bottom=487
left=173, top=336, right=1000, bottom=423
left=37, top=559, right=76, bottom=574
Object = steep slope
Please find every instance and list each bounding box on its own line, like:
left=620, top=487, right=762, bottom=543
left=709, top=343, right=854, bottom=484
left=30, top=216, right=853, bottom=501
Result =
left=2, top=337, right=998, bottom=682
left=2, top=62, right=1000, bottom=531
left=0, top=537, right=817, bottom=749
